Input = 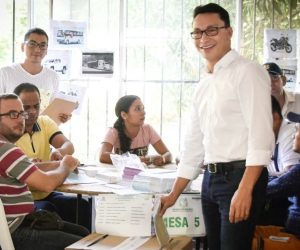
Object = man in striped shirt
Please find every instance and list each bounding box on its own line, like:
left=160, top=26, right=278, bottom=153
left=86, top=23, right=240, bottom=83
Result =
left=0, top=93, right=89, bottom=249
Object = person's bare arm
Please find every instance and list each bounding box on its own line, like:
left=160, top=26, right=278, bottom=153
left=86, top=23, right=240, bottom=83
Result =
left=150, top=139, right=173, bottom=166
left=34, top=161, right=60, bottom=172
left=229, top=166, right=263, bottom=223
left=99, top=142, right=114, bottom=163
left=269, top=165, right=293, bottom=177
left=25, top=155, right=79, bottom=192
left=158, top=177, right=190, bottom=216
left=50, top=134, right=75, bottom=161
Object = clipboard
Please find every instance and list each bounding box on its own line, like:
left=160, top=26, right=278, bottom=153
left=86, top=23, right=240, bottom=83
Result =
left=40, top=98, right=78, bottom=125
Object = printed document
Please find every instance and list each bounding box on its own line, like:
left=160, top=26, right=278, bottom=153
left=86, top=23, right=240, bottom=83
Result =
left=96, top=194, right=152, bottom=236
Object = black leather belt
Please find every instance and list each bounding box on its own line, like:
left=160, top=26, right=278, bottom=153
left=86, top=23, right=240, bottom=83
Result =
left=205, top=160, right=246, bottom=174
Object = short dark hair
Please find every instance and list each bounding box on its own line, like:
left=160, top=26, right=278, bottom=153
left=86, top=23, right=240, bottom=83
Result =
left=0, top=93, right=19, bottom=111
left=24, top=28, right=48, bottom=42
left=271, top=95, right=283, bottom=119
left=193, top=3, right=230, bottom=27
left=13, top=83, right=41, bottom=97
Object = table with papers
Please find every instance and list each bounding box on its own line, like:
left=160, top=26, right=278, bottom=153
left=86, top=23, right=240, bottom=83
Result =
left=55, top=162, right=203, bottom=229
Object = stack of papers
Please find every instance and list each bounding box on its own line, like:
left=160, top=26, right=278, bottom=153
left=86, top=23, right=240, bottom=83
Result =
left=132, top=170, right=191, bottom=193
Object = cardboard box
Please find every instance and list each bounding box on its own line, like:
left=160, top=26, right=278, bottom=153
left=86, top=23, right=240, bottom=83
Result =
left=65, top=233, right=192, bottom=250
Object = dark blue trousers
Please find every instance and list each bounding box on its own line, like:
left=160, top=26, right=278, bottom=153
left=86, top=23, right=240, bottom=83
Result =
left=201, top=167, right=268, bottom=250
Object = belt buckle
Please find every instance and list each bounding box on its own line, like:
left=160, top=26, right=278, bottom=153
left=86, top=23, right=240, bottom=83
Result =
left=208, top=163, right=217, bottom=174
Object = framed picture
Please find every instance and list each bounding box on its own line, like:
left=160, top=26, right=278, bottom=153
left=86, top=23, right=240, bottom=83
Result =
left=81, top=51, right=114, bottom=77
left=42, top=49, right=72, bottom=80
left=50, top=20, right=87, bottom=48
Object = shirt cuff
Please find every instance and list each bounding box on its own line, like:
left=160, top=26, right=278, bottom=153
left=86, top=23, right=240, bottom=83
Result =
left=246, top=150, right=272, bottom=166
left=177, top=164, right=202, bottom=180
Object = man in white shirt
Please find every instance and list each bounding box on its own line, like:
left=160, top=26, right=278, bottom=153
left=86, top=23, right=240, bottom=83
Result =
left=263, top=62, right=300, bottom=118
left=158, top=3, right=274, bottom=250
left=268, top=95, right=299, bottom=176
left=0, top=27, right=70, bottom=123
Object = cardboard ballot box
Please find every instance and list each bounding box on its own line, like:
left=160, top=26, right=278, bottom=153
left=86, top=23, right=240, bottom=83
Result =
left=65, top=233, right=192, bottom=250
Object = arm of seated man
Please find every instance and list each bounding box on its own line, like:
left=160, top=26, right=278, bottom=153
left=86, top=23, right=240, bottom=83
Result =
left=269, top=164, right=294, bottom=177
left=50, top=134, right=75, bottom=161
left=25, top=155, right=79, bottom=192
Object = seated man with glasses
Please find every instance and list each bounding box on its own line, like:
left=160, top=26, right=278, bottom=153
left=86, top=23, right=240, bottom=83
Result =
left=0, top=27, right=70, bottom=123
left=13, top=82, right=91, bottom=231
left=263, top=62, right=300, bottom=118
left=0, top=93, right=90, bottom=249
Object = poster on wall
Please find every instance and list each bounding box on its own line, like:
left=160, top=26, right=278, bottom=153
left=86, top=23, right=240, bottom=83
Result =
left=59, top=82, right=87, bottom=115
left=50, top=20, right=87, bottom=48
left=81, top=51, right=114, bottom=77
left=42, top=49, right=72, bottom=80
left=264, top=29, right=297, bottom=59
left=264, top=59, right=298, bottom=91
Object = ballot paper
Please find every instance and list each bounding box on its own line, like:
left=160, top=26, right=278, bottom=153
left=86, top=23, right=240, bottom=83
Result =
left=95, top=194, right=152, bottom=237
left=152, top=196, right=170, bottom=248
left=66, top=170, right=98, bottom=184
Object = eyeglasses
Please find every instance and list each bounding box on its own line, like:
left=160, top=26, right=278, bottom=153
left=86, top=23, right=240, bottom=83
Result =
left=24, top=40, right=48, bottom=50
left=0, top=111, right=29, bottom=119
left=190, top=26, right=229, bottom=39
left=269, top=74, right=281, bottom=82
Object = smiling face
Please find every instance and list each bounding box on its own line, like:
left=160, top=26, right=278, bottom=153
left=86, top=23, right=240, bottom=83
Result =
left=121, top=99, right=146, bottom=127
left=21, top=33, right=48, bottom=64
left=193, top=13, right=232, bottom=72
left=0, top=98, right=25, bottom=143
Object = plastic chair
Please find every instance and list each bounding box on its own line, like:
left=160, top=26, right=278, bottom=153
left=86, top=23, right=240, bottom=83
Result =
left=0, top=199, right=15, bottom=250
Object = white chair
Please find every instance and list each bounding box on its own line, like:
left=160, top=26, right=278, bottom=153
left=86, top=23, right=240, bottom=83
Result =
left=0, top=199, right=15, bottom=250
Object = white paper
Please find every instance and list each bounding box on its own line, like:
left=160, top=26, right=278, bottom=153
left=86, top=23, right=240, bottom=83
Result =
left=96, top=194, right=152, bottom=236
left=110, top=236, right=152, bottom=250
left=264, top=29, right=297, bottom=59
left=39, top=88, right=52, bottom=110
left=66, top=170, right=98, bottom=184
left=58, top=84, right=87, bottom=115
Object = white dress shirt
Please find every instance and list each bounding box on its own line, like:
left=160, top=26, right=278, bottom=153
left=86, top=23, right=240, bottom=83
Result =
left=178, top=49, right=275, bottom=180
left=268, top=119, right=299, bottom=173
left=282, top=88, right=300, bottom=118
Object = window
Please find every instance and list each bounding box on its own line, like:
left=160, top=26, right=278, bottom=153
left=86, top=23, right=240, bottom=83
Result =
left=1, top=0, right=299, bottom=161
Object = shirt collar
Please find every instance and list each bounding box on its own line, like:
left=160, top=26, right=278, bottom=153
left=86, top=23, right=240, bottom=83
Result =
left=24, top=122, right=41, bottom=134
left=283, top=88, right=296, bottom=103
left=204, top=49, right=238, bottom=73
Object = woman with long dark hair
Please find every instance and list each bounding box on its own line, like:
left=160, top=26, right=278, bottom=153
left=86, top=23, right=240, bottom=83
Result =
left=99, top=95, right=172, bottom=166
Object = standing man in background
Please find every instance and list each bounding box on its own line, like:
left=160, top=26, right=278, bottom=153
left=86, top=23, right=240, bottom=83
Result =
left=159, top=3, right=274, bottom=250
left=263, top=62, right=300, bottom=117
left=0, top=27, right=70, bottom=123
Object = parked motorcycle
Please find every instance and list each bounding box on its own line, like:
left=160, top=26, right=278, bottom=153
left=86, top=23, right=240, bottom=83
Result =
left=270, top=35, right=292, bottom=53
